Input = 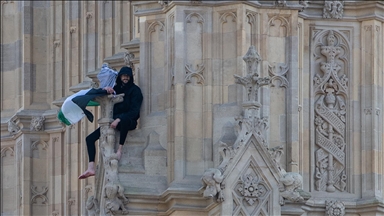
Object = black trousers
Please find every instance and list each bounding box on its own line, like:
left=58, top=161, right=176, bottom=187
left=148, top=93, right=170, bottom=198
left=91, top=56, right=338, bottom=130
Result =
left=85, top=119, right=136, bottom=162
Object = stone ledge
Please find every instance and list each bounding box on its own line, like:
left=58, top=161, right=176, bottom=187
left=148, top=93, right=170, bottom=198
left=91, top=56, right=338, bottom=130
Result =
left=103, top=52, right=126, bottom=69
left=0, top=109, right=65, bottom=140
left=123, top=187, right=217, bottom=215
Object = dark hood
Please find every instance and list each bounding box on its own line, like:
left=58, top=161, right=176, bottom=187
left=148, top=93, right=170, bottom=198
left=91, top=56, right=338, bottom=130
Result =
left=116, top=66, right=134, bottom=87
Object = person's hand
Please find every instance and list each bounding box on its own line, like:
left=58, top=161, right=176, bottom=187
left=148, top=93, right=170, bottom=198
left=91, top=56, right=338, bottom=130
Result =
left=110, top=118, right=120, bottom=129
left=103, top=87, right=114, bottom=94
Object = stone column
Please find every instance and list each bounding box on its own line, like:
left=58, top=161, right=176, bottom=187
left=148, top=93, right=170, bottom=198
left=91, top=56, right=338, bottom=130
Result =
left=92, top=94, right=129, bottom=215
left=360, top=20, right=383, bottom=199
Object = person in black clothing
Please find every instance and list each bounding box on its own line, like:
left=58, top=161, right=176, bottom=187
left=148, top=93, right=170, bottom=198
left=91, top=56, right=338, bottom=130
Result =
left=79, top=66, right=143, bottom=179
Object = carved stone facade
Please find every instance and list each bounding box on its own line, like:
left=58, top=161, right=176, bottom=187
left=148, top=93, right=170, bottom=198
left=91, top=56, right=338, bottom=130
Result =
left=313, top=30, right=348, bottom=193
left=1, top=1, right=383, bottom=215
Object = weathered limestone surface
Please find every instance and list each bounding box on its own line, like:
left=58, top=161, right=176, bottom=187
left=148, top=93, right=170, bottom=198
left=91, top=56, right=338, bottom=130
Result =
left=1, top=1, right=383, bottom=215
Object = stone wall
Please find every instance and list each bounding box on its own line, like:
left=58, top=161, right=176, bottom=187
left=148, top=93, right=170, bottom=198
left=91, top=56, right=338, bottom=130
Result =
left=1, top=1, right=383, bottom=215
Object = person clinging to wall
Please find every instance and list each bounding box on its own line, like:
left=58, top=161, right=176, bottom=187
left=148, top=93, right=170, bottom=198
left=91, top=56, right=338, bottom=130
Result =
left=78, top=66, right=143, bottom=179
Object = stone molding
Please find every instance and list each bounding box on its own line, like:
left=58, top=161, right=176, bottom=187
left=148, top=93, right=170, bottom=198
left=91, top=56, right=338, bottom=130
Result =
left=299, top=1, right=384, bottom=21
left=1, top=110, right=65, bottom=140
left=141, top=1, right=378, bottom=18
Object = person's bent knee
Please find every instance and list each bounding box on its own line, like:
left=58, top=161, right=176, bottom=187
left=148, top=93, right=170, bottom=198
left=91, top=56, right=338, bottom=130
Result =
left=86, top=135, right=97, bottom=145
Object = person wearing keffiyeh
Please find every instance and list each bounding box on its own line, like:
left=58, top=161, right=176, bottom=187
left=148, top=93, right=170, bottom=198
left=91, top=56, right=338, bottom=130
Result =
left=78, top=66, right=143, bottom=179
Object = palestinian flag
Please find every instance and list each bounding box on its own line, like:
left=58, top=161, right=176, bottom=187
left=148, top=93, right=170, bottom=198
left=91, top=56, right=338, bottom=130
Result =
left=58, top=88, right=108, bottom=126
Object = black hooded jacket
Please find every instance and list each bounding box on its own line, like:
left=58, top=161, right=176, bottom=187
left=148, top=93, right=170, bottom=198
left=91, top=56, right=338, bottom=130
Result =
left=113, top=67, right=143, bottom=128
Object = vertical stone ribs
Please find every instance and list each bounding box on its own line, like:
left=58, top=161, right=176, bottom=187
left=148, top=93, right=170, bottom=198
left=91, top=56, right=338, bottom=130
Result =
left=313, top=30, right=348, bottom=192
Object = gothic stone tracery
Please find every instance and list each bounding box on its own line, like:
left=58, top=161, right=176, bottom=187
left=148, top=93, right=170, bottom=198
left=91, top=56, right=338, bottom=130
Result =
left=314, top=30, right=348, bottom=192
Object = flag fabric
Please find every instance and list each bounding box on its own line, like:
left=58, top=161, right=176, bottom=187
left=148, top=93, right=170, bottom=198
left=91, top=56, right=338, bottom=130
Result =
left=58, top=88, right=108, bottom=126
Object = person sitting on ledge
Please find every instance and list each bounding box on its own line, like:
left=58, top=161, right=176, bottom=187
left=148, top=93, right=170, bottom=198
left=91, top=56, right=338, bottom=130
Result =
left=79, top=66, right=143, bottom=179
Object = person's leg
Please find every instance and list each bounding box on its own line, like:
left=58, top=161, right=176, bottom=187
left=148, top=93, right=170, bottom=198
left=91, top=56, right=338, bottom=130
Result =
left=79, top=127, right=100, bottom=179
left=86, top=128, right=100, bottom=162
left=115, top=120, right=136, bottom=160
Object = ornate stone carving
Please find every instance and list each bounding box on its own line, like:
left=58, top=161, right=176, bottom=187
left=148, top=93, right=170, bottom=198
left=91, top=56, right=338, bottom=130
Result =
left=52, top=210, right=59, bottom=216
left=202, top=46, right=273, bottom=207
left=185, top=64, right=205, bottom=84
left=86, top=196, right=100, bottom=216
left=52, top=137, right=59, bottom=144
left=232, top=47, right=271, bottom=149
left=364, top=25, right=372, bottom=32
left=234, top=46, right=270, bottom=102
left=202, top=168, right=224, bottom=202
left=202, top=139, right=237, bottom=201
left=148, top=20, right=165, bottom=34
left=92, top=94, right=129, bottom=215
left=31, top=185, right=48, bottom=204
left=323, top=1, right=344, bottom=19
left=8, top=120, right=20, bottom=135
left=326, top=200, right=345, bottom=216
left=70, top=26, right=77, bottom=34
left=104, top=157, right=129, bottom=215
left=299, top=0, right=309, bottom=11
left=364, top=107, right=372, bottom=115
left=31, top=140, right=49, bottom=151
left=313, top=30, right=348, bottom=192
left=246, top=11, right=257, bottom=25
left=220, top=12, right=237, bottom=24
left=268, top=15, right=290, bottom=37
left=53, top=40, right=60, bottom=48
left=266, top=146, right=308, bottom=205
left=235, top=173, right=269, bottom=206
left=275, top=0, right=287, bottom=7
left=231, top=160, right=273, bottom=215
left=267, top=145, right=284, bottom=165
left=30, top=116, right=45, bottom=131
left=1, top=146, right=14, bottom=158
left=269, top=63, right=289, bottom=88
left=158, top=0, right=169, bottom=8
left=86, top=12, right=93, bottom=19
left=85, top=184, right=93, bottom=194
left=68, top=198, right=76, bottom=206
left=279, top=170, right=304, bottom=204
left=124, top=51, right=135, bottom=70
left=186, top=12, right=204, bottom=24
left=185, top=12, right=204, bottom=86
